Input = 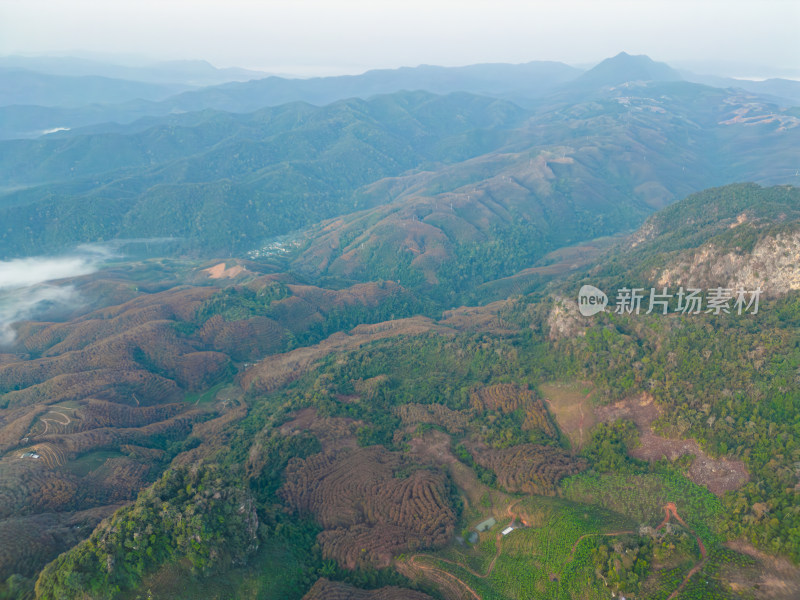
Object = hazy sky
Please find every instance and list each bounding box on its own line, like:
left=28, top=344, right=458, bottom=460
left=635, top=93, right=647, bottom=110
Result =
left=1, top=0, right=798, bottom=77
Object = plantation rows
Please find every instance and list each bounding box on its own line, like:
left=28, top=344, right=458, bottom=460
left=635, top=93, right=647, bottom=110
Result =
left=15, top=400, right=185, bottom=442
left=0, top=506, right=115, bottom=581
left=26, top=305, right=177, bottom=356
left=73, top=399, right=185, bottom=430
left=267, top=295, right=326, bottom=332
left=0, top=460, right=79, bottom=518
left=470, top=384, right=556, bottom=436
left=33, top=408, right=204, bottom=459
left=396, top=403, right=470, bottom=434
left=78, top=457, right=151, bottom=504
left=281, top=446, right=455, bottom=567
left=414, top=497, right=632, bottom=600
left=0, top=404, right=47, bottom=451
left=17, top=286, right=214, bottom=356
left=672, top=547, right=759, bottom=600
left=0, top=320, right=201, bottom=393
left=561, top=472, right=724, bottom=543
left=198, top=314, right=288, bottom=360
left=471, top=443, right=587, bottom=495
left=0, top=452, right=159, bottom=523
left=0, top=339, right=230, bottom=404
left=1, top=369, right=183, bottom=409
left=302, top=577, right=433, bottom=599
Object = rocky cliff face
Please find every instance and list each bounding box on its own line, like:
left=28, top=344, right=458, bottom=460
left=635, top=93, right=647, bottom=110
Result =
left=656, top=228, right=800, bottom=296
left=546, top=295, right=594, bottom=340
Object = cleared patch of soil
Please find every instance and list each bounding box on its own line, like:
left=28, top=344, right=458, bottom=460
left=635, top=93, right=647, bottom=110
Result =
left=539, top=381, right=597, bottom=450
left=202, top=262, right=246, bottom=279
left=724, top=540, right=800, bottom=600
left=404, top=429, right=511, bottom=513
left=406, top=429, right=457, bottom=466
left=595, top=393, right=748, bottom=495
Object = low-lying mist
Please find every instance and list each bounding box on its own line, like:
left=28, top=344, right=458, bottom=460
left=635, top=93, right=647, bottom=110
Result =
left=0, top=239, right=179, bottom=348
left=0, top=247, right=110, bottom=347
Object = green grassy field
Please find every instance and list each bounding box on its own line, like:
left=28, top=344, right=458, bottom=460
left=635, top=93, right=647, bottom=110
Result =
left=406, top=496, right=636, bottom=600
left=561, top=471, right=724, bottom=545
left=62, top=450, right=126, bottom=477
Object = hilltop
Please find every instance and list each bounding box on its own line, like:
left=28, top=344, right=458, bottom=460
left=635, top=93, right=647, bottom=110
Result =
left=0, top=48, right=798, bottom=600
left=0, top=184, right=796, bottom=600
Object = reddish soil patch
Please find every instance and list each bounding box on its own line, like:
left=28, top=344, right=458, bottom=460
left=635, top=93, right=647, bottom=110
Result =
left=595, top=394, right=748, bottom=495
left=202, top=262, right=246, bottom=279
left=657, top=503, right=707, bottom=559
left=652, top=502, right=709, bottom=600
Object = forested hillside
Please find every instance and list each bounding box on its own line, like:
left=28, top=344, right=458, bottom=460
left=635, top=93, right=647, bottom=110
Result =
left=0, top=41, right=798, bottom=600
left=1, top=184, right=796, bottom=599
left=0, top=56, right=797, bottom=263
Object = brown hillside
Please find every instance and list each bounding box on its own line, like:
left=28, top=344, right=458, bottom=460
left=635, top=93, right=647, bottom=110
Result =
left=302, top=578, right=434, bottom=600
left=469, top=443, right=587, bottom=495
left=239, top=316, right=449, bottom=393
left=471, top=383, right=557, bottom=436
left=281, top=446, right=455, bottom=569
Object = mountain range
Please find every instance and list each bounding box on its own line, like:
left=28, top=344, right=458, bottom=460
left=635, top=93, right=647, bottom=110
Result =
left=0, top=50, right=798, bottom=600
left=0, top=53, right=797, bottom=300
left=2, top=52, right=799, bottom=140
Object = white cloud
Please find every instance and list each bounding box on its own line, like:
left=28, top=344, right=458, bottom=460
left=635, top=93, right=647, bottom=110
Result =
left=0, top=240, right=177, bottom=347
left=0, top=255, right=99, bottom=290
left=0, top=250, right=106, bottom=346
left=0, top=284, right=83, bottom=346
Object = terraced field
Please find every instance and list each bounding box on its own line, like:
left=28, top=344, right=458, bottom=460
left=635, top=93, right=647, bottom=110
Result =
left=282, top=446, right=455, bottom=568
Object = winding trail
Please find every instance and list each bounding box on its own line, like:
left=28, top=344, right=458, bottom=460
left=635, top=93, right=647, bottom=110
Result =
left=404, top=515, right=511, bottom=598
left=405, top=500, right=708, bottom=600
left=405, top=555, right=482, bottom=600
left=40, top=410, right=72, bottom=436
left=657, top=502, right=708, bottom=600
left=410, top=534, right=502, bottom=580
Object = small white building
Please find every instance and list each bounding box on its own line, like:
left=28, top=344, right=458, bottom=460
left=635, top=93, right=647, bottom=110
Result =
left=501, top=526, right=514, bottom=536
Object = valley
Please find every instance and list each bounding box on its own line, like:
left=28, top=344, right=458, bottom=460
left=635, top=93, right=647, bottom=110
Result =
left=0, top=48, right=798, bottom=600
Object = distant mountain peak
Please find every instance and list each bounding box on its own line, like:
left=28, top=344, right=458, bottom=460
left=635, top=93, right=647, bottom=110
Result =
left=575, top=52, right=683, bottom=87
